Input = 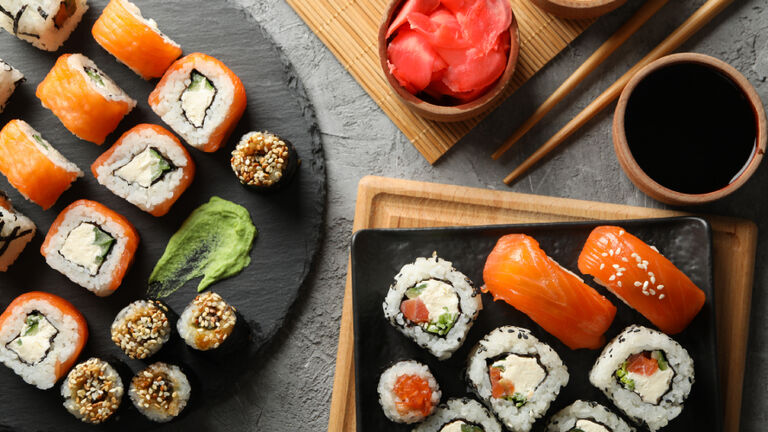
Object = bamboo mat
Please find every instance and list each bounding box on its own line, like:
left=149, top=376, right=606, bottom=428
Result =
left=285, top=0, right=594, bottom=163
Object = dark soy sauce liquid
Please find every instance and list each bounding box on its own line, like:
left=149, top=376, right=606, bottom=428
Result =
left=625, top=63, right=757, bottom=194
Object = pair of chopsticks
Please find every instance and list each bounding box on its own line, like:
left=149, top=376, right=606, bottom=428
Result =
left=495, top=0, right=737, bottom=184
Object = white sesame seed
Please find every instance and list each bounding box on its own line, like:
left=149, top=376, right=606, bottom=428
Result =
left=651, top=246, right=659, bottom=252
left=649, top=289, right=656, bottom=295
left=599, top=263, right=605, bottom=270
left=621, top=257, right=629, bottom=262
left=634, top=281, right=642, bottom=287
left=616, top=247, right=622, bottom=255
left=659, top=294, right=666, bottom=300
left=619, top=230, right=625, bottom=236
left=617, top=281, right=622, bottom=287
left=643, top=281, right=649, bottom=289
left=609, top=249, right=614, bottom=256
left=612, top=264, right=620, bottom=269
left=601, top=253, right=608, bottom=257
left=657, top=285, right=664, bottom=290
left=609, top=275, right=616, bottom=281
left=650, top=276, right=656, bottom=284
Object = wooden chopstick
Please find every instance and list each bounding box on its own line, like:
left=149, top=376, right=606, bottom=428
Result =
left=492, top=0, right=670, bottom=160
left=503, top=0, right=737, bottom=185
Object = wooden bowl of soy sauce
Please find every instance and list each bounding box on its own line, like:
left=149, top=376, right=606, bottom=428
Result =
left=613, top=53, right=767, bottom=205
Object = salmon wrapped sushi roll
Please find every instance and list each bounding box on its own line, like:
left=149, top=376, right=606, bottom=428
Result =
left=92, top=0, right=182, bottom=79
left=0, top=0, right=88, bottom=51
left=482, top=234, right=617, bottom=350
left=578, top=226, right=707, bottom=334
left=0, top=291, right=88, bottom=389
left=92, top=124, right=195, bottom=216
left=37, top=53, right=137, bottom=144
left=0, top=119, right=83, bottom=209
left=41, top=199, right=139, bottom=297
left=0, top=191, right=36, bottom=271
left=149, top=53, right=246, bottom=153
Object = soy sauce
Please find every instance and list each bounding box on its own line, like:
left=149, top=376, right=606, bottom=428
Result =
left=624, top=63, right=757, bottom=194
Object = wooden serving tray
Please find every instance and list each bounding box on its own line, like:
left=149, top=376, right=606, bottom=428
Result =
left=328, top=176, right=757, bottom=432
left=285, top=0, right=593, bottom=163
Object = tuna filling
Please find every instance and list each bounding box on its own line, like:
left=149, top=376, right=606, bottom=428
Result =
left=569, top=419, right=611, bottom=432
left=488, top=354, right=546, bottom=406
left=615, top=350, right=674, bottom=404
left=60, top=222, right=115, bottom=275
left=114, top=147, right=173, bottom=188
left=181, top=70, right=216, bottom=128
left=400, top=279, right=459, bottom=336
left=7, top=312, right=58, bottom=365
left=440, top=420, right=484, bottom=432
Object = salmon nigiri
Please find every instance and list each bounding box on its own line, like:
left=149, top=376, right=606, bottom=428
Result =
left=482, top=234, right=617, bottom=350
left=577, top=226, right=706, bottom=334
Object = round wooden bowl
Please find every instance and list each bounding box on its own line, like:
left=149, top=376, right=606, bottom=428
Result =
left=529, top=0, right=627, bottom=19
left=378, top=0, right=520, bottom=122
left=613, top=53, right=767, bottom=206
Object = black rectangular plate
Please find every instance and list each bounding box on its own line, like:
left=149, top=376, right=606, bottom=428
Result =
left=351, top=217, right=720, bottom=432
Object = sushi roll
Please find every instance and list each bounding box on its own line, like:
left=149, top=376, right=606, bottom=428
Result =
left=0, top=292, right=88, bottom=389
left=36, top=53, right=137, bottom=144
left=467, top=326, right=569, bottom=432
left=546, top=400, right=635, bottom=432
left=111, top=300, right=172, bottom=360
left=149, top=53, right=247, bottom=153
left=92, top=124, right=196, bottom=217
left=230, top=131, right=298, bottom=191
left=92, top=0, right=182, bottom=79
left=377, top=360, right=441, bottom=424
left=0, top=0, right=88, bottom=51
left=0, top=59, right=23, bottom=112
left=0, top=119, right=83, bottom=210
left=413, top=398, right=502, bottom=432
left=41, top=199, right=140, bottom=297
left=129, top=362, right=191, bottom=423
left=578, top=226, right=706, bottom=334
left=0, top=191, right=35, bottom=271
left=483, top=234, right=616, bottom=350
left=589, top=325, right=694, bottom=432
left=383, top=253, right=482, bottom=360
left=177, top=291, right=237, bottom=351
left=61, top=358, right=124, bottom=424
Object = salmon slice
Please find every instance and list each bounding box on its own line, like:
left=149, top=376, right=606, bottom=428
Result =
left=400, top=298, right=430, bottom=323
left=626, top=352, right=659, bottom=376
left=92, top=0, right=182, bottom=79
left=482, top=234, right=617, bottom=350
left=577, top=226, right=706, bottom=334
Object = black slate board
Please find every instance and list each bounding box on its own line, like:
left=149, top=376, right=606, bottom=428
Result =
left=0, top=0, right=325, bottom=430
left=351, top=218, right=720, bottom=432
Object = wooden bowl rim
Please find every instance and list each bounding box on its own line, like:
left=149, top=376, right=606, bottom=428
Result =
left=378, top=0, right=520, bottom=122
left=613, top=52, right=767, bottom=206
left=530, top=0, right=627, bottom=19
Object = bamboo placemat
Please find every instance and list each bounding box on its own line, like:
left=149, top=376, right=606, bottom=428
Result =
left=285, top=0, right=594, bottom=163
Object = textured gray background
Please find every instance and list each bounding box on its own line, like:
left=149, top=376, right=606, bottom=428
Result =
left=223, top=0, right=768, bottom=430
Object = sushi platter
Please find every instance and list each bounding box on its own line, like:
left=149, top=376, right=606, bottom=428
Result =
left=329, top=176, right=757, bottom=432
left=353, top=218, right=719, bottom=431
left=0, top=0, right=325, bottom=430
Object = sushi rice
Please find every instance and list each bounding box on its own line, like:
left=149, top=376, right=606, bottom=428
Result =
left=546, top=400, right=635, bottom=432
left=467, top=326, right=569, bottom=432
left=589, top=325, right=694, bottom=432
left=383, top=253, right=482, bottom=360
left=0, top=191, right=35, bottom=271
left=413, top=398, right=502, bottom=432
left=0, top=59, right=23, bottom=112
left=377, top=360, right=441, bottom=424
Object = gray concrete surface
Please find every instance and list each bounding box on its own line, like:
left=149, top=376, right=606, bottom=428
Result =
left=225, top=0, right=768, bottom=430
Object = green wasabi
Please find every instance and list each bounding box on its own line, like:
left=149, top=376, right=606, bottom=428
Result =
left=148, top=197, right=257, bottom=298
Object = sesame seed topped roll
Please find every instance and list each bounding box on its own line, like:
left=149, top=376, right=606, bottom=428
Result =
left=111, top=300, right=172, bottom=360
left=230, top=131, right=298, bottom=191
left=61, top=358, right=124, bottom=424
left=129, top=362, right=190, bottom=423
left=177, top=292, right=237, bottom=351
